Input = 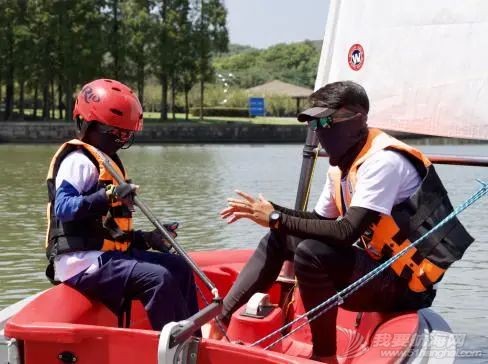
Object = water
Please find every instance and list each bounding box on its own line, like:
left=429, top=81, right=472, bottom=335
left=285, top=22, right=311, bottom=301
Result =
left=0, top=142, right=487, bottom=360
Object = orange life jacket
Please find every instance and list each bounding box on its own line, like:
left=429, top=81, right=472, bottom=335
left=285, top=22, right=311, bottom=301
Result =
left=329, top=129, right=473, bottom=292
left=45, top=139, right=134, bottom=262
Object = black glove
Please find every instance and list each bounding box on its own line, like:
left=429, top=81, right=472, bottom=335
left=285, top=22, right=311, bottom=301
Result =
left=106, top=183, right=138, bottom=211
left=143, top=222, right=179, bottom=252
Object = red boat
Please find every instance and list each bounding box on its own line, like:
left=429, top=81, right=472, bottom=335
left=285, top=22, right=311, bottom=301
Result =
left=3, top=249, right=454, bottom=364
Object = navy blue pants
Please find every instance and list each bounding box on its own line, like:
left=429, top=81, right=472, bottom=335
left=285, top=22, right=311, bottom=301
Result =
left=65, top=249, right=199, bottom=331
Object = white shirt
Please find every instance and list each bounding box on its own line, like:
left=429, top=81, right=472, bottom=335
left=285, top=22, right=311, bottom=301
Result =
left=54, top=150, right=103, bottom=282
left=314, top=150, right=422, bottom=218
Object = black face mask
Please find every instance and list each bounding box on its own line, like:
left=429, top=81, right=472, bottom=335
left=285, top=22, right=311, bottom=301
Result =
left=82, top=123, right=128, bottom=156
left=315, top=113, right=368, bottom=167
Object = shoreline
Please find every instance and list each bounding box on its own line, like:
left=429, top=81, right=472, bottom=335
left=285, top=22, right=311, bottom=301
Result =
left=0, top=121, right=484, bottom=144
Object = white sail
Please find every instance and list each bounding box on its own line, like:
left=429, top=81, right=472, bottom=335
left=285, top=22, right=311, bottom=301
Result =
left=316, top=0, right=488, bottom=140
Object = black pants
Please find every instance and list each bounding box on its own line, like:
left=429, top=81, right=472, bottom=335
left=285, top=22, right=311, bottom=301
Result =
left=222, top=230, right=435, bottom=356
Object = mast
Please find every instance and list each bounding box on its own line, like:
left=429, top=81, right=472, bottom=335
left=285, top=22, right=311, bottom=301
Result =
left=280, top=129, right=319, bottom=279
left=294, top=129, right=320, bottom=211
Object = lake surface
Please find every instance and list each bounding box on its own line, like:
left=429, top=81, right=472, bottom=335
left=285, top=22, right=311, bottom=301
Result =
left=0, top=142, right=487, bottom=360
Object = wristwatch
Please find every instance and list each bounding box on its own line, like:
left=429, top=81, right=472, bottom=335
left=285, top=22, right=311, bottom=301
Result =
left=269, top=210, right=282, bottom=229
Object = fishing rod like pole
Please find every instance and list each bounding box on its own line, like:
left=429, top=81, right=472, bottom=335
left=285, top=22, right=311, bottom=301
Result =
left=101, top=158, right=220, bottom=301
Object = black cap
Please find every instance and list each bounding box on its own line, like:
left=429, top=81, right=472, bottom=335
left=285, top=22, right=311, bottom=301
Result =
left=297, top=107, right=337, bottom=122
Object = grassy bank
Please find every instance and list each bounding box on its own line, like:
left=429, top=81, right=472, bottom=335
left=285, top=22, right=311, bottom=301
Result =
left=143, top=112, right=298, bottom=125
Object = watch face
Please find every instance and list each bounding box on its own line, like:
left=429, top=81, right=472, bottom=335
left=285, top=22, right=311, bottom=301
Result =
left=270, top=211, right=280, bottom=221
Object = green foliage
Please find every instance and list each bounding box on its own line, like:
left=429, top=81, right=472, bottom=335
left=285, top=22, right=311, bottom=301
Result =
left=213, top=40, right=320, bottom=89
left=144, top=81, right=302, bottom=117
left=0, top=0, right=230, bottom=121
left=143, top=80, right=162, bottom=112
left=121, top=0, right=158, bottom=105
left=187, top=84, right=247, bottom=107
left=0, top=0, right=317, bottom=121
left=266, top=96, right=300, bottom=117
left=222, top=44, right=257, bottom=55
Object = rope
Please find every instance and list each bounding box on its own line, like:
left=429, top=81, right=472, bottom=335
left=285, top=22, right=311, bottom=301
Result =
left=250, top=180, right=488, bottom=350
left=283, top=280, right=298, bottom=323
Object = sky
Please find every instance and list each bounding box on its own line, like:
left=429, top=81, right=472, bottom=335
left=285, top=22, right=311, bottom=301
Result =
left=223, top=0, right=330, bottom=49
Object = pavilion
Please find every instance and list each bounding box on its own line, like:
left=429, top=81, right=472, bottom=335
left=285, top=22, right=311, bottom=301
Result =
left=246, top=80, right=313, bottom=114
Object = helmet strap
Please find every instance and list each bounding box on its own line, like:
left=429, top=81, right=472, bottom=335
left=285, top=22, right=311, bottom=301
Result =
left=121, top=133, right=135, bottom=149
left=76, top=117, right=92, bottom=141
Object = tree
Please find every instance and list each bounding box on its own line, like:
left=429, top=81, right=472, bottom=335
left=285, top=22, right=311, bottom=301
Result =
left=53, top=0, right=106, bottom=120
left=0, top=1, right=17, bottom=120
left=153, top=0, right=194, bottom=121
left=214, top=41, right=321, bottom=89
left=13, top=0, right=34, bottom=120
left=0, top=4, right=7, bottom=119
left=123, top=0, right=157, bottom=107
left=152, top=0, right=170, bottom=120
left=178, top=14, right=199, bottom=120
left=0, top=0, right=230, bottom=121
left=193, top=0, right=228, bottom=119
left=28, top=0, right=57, bottom=119
left=261, top=41, right=319, bottom=88
left=105, top=0, right=128, bottom=80
left=167, top=0, right=192, bottom=119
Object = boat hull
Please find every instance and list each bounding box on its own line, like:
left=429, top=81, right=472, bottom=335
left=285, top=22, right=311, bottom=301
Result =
left=1, top=249, right=454, bottom=364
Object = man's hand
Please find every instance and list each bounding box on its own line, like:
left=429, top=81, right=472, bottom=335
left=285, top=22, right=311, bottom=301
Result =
left=143, top=223, right=178, bottom=252
left=220, top=190, right=274, bottom=227
left=106, top=183, right=139, bottom=211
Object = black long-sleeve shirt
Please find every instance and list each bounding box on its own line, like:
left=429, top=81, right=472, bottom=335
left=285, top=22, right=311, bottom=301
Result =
left=270, top=202, right=379, bottom=246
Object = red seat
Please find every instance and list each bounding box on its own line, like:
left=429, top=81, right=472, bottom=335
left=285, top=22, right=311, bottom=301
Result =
left=5, top=284, right=159, bottom=364
left=280, top=288, right=419, bottom=362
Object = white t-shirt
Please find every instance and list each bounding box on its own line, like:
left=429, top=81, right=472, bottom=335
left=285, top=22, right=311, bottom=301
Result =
left=314, top=150, right=422, bottom=218
left=54, top=150, right=103, bottom=282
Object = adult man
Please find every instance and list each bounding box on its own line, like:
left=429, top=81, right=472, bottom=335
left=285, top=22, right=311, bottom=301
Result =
left=45, top=79, right=198, bottom=331
left=219, top=81, right=473, bottom=362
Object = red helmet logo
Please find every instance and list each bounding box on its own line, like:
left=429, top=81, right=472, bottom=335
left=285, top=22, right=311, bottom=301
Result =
left=81, top=86, right=101, bottom=104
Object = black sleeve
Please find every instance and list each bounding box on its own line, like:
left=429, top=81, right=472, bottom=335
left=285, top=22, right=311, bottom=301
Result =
left=278, top=206, right=380, bottom=247
left=270, top=201, right=332, bottom=220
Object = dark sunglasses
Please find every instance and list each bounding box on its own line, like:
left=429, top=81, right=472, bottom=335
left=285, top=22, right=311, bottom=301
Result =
left=98, top=124, right=134, bottom=142
left=307, top=116, right=333, bottom=132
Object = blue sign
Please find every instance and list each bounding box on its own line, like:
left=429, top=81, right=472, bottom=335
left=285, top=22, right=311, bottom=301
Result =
left=248, top=97, right=265, bottom=117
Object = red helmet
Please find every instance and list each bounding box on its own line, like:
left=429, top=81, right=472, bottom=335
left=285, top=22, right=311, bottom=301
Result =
left=73, top=79, right=143, bottom=131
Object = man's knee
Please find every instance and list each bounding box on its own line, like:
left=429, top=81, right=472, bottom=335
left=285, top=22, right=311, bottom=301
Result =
left=294, top=239, right=335, bottom=289
left=294, top=239, right=347, bottom=271
left=295, top=239, right=325, bottom=267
